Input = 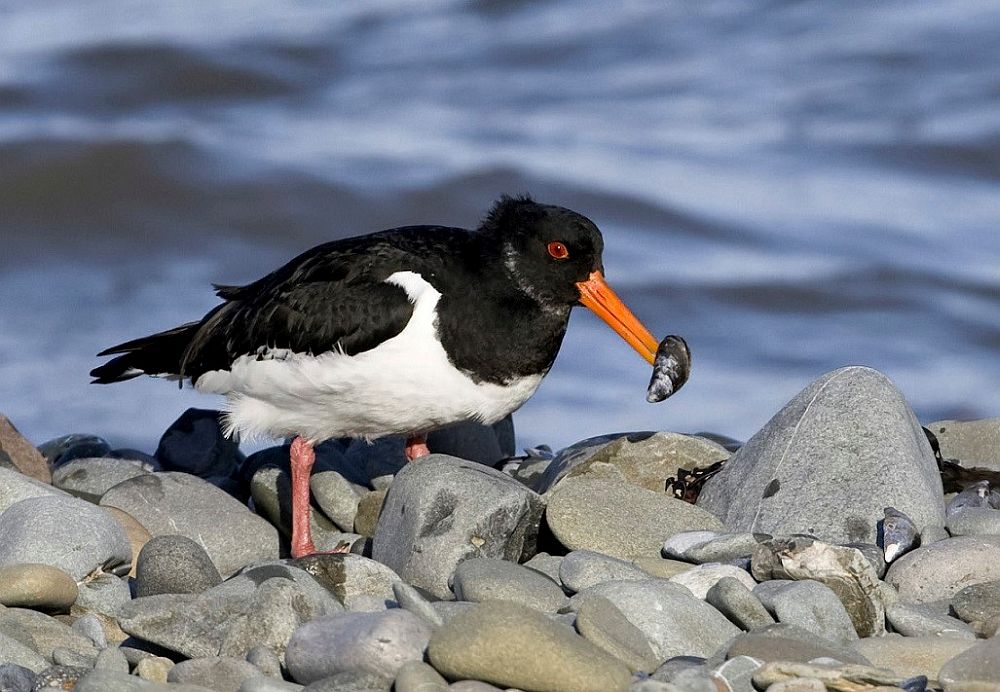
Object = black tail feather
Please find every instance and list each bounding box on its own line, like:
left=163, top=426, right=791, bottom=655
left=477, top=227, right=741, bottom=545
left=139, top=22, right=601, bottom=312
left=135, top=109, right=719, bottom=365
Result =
left=91, top=322, right=200, bottom=384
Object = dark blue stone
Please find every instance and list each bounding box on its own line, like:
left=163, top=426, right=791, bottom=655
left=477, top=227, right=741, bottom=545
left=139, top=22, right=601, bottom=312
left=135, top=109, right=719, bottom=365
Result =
left=154, top=408, right=245, bottom=479
left=37, top=434, right=112, bottom=467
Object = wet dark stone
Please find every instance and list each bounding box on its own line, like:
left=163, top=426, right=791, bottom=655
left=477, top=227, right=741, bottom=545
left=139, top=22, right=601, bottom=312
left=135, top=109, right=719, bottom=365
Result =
left=38, top=434, right=112, bottom=467
left=154, top=408, right=245, bottom=479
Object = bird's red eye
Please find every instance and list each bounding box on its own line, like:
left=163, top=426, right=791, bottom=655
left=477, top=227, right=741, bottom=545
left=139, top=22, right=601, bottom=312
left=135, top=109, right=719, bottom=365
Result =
left=547, top=241, right=569, bottom=260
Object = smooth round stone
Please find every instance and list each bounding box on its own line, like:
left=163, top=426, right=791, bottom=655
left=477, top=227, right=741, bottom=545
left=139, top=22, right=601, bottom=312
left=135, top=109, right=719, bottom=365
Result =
left=449, top=681, right=504, bottom=692
left=667, top=532, right=766, bottom=564
left=546, top=477, right=724, bottom=560
left=38, top=434, right=111, bottom=467
left=154, top=408, right=244, bottom=479
left=633, top=557, right=697, bottom=579
left=575, top=594, right=659, bottom=673
left=136, top=535, right=223, bottom=597
left=51, top=457, right=151, bottom=503
left=0, top=633, right=47, bottom=673
left=135, top=656, right=174, bottom=682
left=852, top=634, right=975, bottom=679
left=726, top=624, right=871, bottom=665
left=452, top=557, right=567, bottom=612
left=302, top=670, right=390, bottom=690
left=938, top=636, right=1000, bottom=684
left=559, top=550, right=649, bottom=593
left=246, top=646, right=282, bottom=679
left=927, top=418, right=1000, bottom=471
left=241, top=675, right=303, bottom=692
left=885, top=601, right=975, bottom=639
left=886, top=536, right=1000, bottom=603
left=661, top=531, right=722, bottom=559
left=706, top=577, right=775, bottom=630
left=948, top=507, right=1000, bottom=536
left=0, top=608, right=99, bottom=664
left=952, top=580, right=1000, bottom=624
left=572, top=579, right=739, bottom=661
left=668, top=563, right=756, bottom=600
left=310, top=471, right=361, bottom=533
left=393, top=661, right=448, bottom=692
left=285, top=609, right=431, bottom=684
left=762, top=580, right=857, bottom=644
left=428, top=601, right=631, bottom=692
left=0, top=663, right=37, bottom=692
left=94, top=647, right=129, bottom=674
left=0, top=496, right=131, bottom=580
left=0, top=564, right=78, bottom=610
left=167, top=656, right=263, bottom=691
left=71, top=614, right=108, bottom=649
left=713, top=656, right=763, bottom=692
left=0, top=468, right=68, bottom=515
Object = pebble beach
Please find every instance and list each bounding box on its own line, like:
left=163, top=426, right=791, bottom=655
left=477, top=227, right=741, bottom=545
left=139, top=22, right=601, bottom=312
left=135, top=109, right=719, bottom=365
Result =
left=0, top=364, right=998, bottom=691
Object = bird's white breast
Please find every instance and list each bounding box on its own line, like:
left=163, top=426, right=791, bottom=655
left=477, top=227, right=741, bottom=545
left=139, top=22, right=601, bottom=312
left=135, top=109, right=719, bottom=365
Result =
left=196, top=271, right=543, bottom=442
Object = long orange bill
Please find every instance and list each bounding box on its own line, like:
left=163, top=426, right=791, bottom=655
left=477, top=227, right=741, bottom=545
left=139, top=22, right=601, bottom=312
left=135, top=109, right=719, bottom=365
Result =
left=576, top=270, right=658, bottom=365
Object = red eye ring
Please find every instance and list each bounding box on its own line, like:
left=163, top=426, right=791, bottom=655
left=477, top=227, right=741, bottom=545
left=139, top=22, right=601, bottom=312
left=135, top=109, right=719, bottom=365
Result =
left=547, top=241, right=569, bottom=260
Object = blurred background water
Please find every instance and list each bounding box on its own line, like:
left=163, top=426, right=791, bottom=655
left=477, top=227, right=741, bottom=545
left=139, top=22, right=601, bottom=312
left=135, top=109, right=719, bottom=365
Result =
left=1, top=0, right=998, bottom=453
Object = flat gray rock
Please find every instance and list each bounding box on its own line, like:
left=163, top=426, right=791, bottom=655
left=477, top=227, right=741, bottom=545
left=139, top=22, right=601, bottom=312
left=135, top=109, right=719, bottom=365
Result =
left=938, top=636, right=1000, bottom=684
left=136, top=535, right=223, bottom=597
left=0, top=607, right=99, bottom=664
left=119, top=564, right=341, bottom=661
left=393, top=661, right=448, bottom=692
left=951, top=579, right=1000, bottom=625
left=706, top=577, right=775, bottom=630
left=391, top=581, right=443, bottom=628
left=726, top=624, right=871, bottom=665
left=291, top=553, right=402, bottom=611
left=452, top=557, right=567, bottom=612
left=102, top=472, right=280, bottom=577
left=559, top=550, right=649, bottom=593
left=665, top=532, right=767, bottom=564
left=0, top=465, right=64, bottom=512
left=75, top=668, right=217, bottom=691
left=698, top=367, right=945, bottom=544
left=523, top=552, right=564, bottom=584
left=572, top=579, right=739, bottom=661
left=851, top=634, right=976, bottom=680
left=885, top=535, right=1000, bottom=603
left=927, top=418, right=1000, bottom=471
left=0, top=495, right=131, bottom=580
left=0, top=633, right=47, bottom=672
left=885, top=601, right=975, bottom=639
left=51, top=457, right=151, bottom=503
left=427, top=601, right=632, bottom=692
left=285, top=610, right=430, bottom=684
left=756, top=580, right=858, bottom=643
left=535, top=432, right=730, bottom=494
left=546, top=477, right=724, bottom=560
left=575, top=594, right=659, bottom=673
left=372, top=455, right=544, bottom=599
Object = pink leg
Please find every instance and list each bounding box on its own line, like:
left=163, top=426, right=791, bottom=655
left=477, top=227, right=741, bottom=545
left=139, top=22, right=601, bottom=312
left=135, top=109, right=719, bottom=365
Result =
left=289, top=437, right=351, bottom=558
left=404, top=434, right=430, bottom=462
left=289, top=437, right=317, bottom=558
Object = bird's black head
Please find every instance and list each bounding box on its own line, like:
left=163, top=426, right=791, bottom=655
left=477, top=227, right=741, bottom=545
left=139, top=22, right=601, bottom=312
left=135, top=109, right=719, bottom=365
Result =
left=481, top=195, right=605, bottom=308
left=481, top=195, right=659, bottom=365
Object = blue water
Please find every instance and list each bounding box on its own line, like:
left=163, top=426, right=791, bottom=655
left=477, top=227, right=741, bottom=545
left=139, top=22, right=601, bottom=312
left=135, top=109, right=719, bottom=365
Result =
left=2, top=1, right=999, bottom=452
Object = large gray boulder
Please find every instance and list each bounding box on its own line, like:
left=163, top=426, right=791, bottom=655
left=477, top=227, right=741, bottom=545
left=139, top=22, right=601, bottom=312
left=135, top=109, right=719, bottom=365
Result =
left=697, top=367, right=945, bottom=544
left=372, top=455, right=544, bottom=599
left=102, top=472, right=280, bottom=577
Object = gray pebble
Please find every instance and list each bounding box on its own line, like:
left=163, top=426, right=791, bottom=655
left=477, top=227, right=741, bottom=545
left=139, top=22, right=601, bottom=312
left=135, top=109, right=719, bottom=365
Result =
left=0, top=663, right=36, bottom=692
left=393, top=661, right=448, bottom=692
left=938, top=636, right=1000, bottom=685
left=74, top=573, right=131, bottom=617
left=285, top=610, right=431, bottom=684
left=725, top=624, right=870, bottom=665
left=0, top=496, right=131, bottom=580
left=575, top=594, right=659, bottom=673
left=0, top=467, right=68, bottom=515
left=712, top=655, right=763, bottom=692
left=310, top=471, right=361, bottom=532
left=452, top=557, right=567, bottom=612
left=705, top=577, right=775, bottom=630
left=559, top=550, right=649, bottom=593
left=0, top=633, right=47, bottom=673
left=51, top=457, right=151, bottom=503
left=302, top=670, right=391, bottom=691
left=71, top=614, right=108, bottom=649
left=52, top=646, right=95, bottom=667
left=668, top=563, right=757, bottom=599
left=246, top=646, right=283, bottom=678
left=239, top=677, right=305, bottom=692
left=885, top=601, right=975, bottom=639
left=886, top=536, right=1000, bottom=603
left=0, top=608, right=98, bottom=664
left=94, top=646, right=130, bottom=674
left=522, top=552, right=564, bottom=585
left=136, top=534, right=223, bottom=597
left=168, top=656, right=264, bottom=692
left=947, top=506, right=1000, bottom=536
left=758, top=580, right=858, bottom=643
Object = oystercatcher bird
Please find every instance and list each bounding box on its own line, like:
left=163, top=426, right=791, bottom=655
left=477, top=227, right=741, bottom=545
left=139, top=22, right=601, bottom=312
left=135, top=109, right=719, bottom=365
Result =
left=92, top=195, right=660, bottom=557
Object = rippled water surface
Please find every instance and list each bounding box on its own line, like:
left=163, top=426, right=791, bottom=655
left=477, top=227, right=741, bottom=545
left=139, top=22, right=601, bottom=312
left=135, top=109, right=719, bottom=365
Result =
left=2, top=1, right=999, bottom=451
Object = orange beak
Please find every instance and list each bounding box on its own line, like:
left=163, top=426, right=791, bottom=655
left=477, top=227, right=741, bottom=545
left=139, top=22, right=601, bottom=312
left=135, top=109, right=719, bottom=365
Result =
left=576, top=271, right=658, bottom=365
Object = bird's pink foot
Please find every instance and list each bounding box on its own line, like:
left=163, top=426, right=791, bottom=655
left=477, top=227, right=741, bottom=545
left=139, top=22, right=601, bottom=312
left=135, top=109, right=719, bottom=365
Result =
left=404, top=435, right=430, bottom=462
left=289, top=436, right=318, bottom=559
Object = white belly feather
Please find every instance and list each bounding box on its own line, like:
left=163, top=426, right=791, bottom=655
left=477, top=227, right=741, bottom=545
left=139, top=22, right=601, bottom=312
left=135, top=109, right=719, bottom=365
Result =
left=195, top=271, right=543, bottom=443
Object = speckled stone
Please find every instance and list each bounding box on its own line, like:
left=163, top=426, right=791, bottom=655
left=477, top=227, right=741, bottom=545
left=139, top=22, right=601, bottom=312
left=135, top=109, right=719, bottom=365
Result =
left=575, top=594, right=659, bottom=673
left=886, top=536, right=1000, bottom=603
left=452, top=557, right=567, bottom=612
left=852, top=634, right=976, bottom=680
